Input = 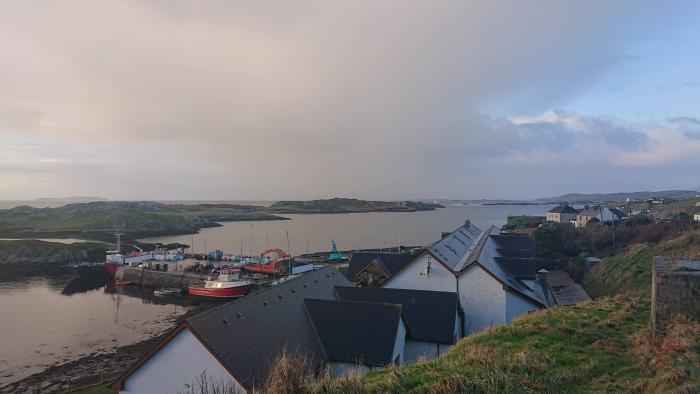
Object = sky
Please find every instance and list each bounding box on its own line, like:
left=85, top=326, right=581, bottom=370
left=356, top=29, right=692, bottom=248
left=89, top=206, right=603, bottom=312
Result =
left=1, top=1, right=700, bottom=201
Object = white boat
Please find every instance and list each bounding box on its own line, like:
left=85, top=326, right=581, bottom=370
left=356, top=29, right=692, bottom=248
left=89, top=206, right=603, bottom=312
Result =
left=153, top=288, right=182, bottom=296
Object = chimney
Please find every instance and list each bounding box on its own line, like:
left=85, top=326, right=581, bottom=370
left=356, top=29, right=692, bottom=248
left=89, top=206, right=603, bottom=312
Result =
left=465, top=219, right=471, bottom=228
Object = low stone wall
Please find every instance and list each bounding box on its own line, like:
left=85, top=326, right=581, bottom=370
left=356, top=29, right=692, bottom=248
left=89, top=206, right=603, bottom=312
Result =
left=651, top=256, right=700, bottom=335
left=117, top=266, right=209, bottom=289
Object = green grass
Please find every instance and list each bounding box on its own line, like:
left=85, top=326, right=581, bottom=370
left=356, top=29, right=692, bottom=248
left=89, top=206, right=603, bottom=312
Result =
left=295, top=232, right=700, bottom=394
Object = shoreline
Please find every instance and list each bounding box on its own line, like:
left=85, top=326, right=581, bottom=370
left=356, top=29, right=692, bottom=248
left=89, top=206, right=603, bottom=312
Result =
left=0, top=303, right=213, bottom=394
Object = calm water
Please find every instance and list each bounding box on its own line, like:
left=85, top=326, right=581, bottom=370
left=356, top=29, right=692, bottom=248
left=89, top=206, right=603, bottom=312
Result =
left=141, top=204, right=555, bottom=255
left=0, top=203, right=553, bottom=387
left=0, top=276, right=194, bottom=386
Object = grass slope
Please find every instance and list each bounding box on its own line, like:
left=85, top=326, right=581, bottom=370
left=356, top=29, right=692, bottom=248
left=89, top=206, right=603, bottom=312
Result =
left=297, top=232, right=700, bottom=394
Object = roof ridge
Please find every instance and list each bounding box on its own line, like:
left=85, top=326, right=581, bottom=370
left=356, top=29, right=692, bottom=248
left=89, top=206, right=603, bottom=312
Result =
left=455, top=225, right=493, bottom=272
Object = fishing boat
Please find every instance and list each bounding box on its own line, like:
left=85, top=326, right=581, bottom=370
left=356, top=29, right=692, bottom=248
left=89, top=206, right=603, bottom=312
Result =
left=188, top=269, right=253, bottom=299
left=242, top=248, right=290, bottom=275
left=153, top=288, right=182, bottom=296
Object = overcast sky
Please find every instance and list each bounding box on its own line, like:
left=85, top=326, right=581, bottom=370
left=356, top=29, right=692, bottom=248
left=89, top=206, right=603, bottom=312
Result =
left=1, top=1, right=700, bottom=201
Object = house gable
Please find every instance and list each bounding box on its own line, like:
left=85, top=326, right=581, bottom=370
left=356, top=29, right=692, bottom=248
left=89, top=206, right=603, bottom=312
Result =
left=116, top=326, right=244, bottom=394
left=381, top=252, right=456, bottom=294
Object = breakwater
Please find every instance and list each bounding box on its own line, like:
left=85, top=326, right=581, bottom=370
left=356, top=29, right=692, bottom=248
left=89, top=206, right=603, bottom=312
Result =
left=117, top=266, right=208, bottom=289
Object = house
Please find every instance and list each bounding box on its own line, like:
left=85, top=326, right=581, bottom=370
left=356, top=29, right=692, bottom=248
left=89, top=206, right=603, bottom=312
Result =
left=609, top=207, right=628, bottom=221
left=382, top=221, right=549, bottom=335
left=112, top=267, right=352, bottom=393
left=345, top=252, right=414, bottom=286
left=303, top=298, right=406, bottom=375
left=576, top=206, right=603, bottom=227
left=334, top=286, right=462, bottom=362
left=694, top=213, right=700, bottom=222
left=546, top=202, right=579, bottom=223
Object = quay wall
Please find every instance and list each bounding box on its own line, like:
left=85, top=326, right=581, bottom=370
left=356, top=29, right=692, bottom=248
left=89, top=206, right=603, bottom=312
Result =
left=117, top=266, right=208, bottom=289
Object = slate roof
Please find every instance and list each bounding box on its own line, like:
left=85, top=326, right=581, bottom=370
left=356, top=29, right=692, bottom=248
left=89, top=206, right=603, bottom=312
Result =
left=609, top=207, right=628, bottom=219
left=404, top=223, right=547, bottom=307
left=428, top=221, right=484, bottom=271
left=334, top=287, right=461, bottom=344
left=346, top=252, right=414, bottom=280
left=548, top=204, right=579, bottom=214
left=185, top=267, right=351, bottom=389
left=546, top=270, right=592, bottom=305
left=578, top=207, right=603, bottom=217
left=303, top=298, right=403, bottom=365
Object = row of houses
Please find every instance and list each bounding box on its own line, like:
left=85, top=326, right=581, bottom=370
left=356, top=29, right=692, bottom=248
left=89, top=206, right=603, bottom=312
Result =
left=546, top=202, right=628, bottom=227
left=113, top=219, right=588, bottom=393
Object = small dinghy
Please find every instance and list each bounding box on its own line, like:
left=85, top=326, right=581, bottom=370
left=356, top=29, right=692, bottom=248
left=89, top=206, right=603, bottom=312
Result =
left=153, top=288, right=182, bottom=296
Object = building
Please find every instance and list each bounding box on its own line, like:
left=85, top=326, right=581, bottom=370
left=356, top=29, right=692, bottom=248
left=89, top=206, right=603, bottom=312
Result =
left=608, top=207, right=628, bottom=221
left=334, top=286, right=462, bottom=362
left=382, top=221, right=549, bottom=335
left=546, top=202, right=579, bottom=223
left=112, top=266, right=465, bottom=393
left=303, top=298, right=406, bottom=375
left=694, top=213, right=700, bottom=222
left=112, top=267, right=352, bottom=393
left=345, top=252, right=414, bottom=286
left=651, top=257, right=700, bottom=335
left=545, top=270, right=591, bottom=305
left=576, top=206, right=603, bottom=227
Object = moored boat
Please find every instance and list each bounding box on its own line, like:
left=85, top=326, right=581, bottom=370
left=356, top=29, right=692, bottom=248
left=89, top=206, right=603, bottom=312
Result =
left=153, top=288, right=182, bottom=296
left=188, top=269, right=253, bottom=299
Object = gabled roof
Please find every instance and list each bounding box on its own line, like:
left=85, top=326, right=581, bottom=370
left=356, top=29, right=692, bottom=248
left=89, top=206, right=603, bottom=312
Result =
left=303, top=298, right=403, bottom=365
left=183, top=267, right=350, bottom=389
left=578, top=207, right=603, bottom=217
left=346, top=252, right=414, bottom=280
left=334, top=287, right=461, bottom=344
left=386, top=223, right=548, bottom=307
left=548, top=204, right=579, bottom=214
left=428, top=221, right=484, bottom=271
left=609, top=207, right=628, bottom=219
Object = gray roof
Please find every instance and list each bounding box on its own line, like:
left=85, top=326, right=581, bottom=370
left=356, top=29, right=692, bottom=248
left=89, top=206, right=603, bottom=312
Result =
left=578, top=207, right=603, bottom=217
left=421, top=222, right=547, bottom=307
left=334, top=287, right=461, bottom=344
left=186, top=266, right=351, bottom=389
left=346, top=252, right=414, bottom=280
left=429, top=221, right=484, bottom=271
left=548, top=204, right=579, bottom=214
left=303, top=298, right=403, bottom=365
left=546, top=270, right=591, bottom=305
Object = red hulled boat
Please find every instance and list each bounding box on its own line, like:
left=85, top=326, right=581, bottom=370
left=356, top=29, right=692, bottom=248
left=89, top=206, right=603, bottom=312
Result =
left=188, top=269, right=253, bottom=299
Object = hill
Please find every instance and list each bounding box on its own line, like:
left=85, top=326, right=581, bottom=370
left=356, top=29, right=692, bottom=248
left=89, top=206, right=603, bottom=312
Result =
left=535, top=190, right=697, bottom=204
left=269, top=198, right=443, bottom=213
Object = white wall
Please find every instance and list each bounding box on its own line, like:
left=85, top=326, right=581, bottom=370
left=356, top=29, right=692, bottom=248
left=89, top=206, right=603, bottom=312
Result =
left=329, top=362, right=370, bottom=377
left=121, top=329, right=244, bottom=394
left=392, top=319, right=407, bottom=365
left=505, top=290, right=540, bottom=322
left=457, top=265, right=506, bottom=334
left=404, top=340, right=438, bottom=363
left=382, top=253, right=455, bottom=293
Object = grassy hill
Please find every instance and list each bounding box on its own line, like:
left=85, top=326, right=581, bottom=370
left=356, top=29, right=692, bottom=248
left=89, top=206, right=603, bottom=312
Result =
left=284, top=232, right=700, bottom=393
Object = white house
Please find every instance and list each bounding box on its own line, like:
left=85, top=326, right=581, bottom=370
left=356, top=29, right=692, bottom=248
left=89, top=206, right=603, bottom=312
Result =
left=694, top=213, right=700, bottom=222
left=546, top=203, right=579, bottom=223
left=382, top=221, right=549, bottom=335
left=112, top=267, right=352, bottom=393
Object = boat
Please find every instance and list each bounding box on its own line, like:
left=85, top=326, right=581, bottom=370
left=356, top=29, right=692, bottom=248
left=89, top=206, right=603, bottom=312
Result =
left=153, top=288, right=182, bottom=296
left=242, top=248, right=290, bottom=275
left=188, top=269, right=253, bottom=299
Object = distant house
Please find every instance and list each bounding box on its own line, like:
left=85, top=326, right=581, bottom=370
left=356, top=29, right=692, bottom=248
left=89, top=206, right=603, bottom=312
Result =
left=694, top=213, right=700, bottom=222
left=345, top=252, right=413, bottom=286
left=546, top=202, right=579, bottom=223
left=608, top=207, right=628, bottom=221
left=576, top=207, right=603, bottom=227
left=334, top=286, right=463, bottom=363
left=112, top=267, right=351, bottom=393
left=382, top=221, right=549, bottom=335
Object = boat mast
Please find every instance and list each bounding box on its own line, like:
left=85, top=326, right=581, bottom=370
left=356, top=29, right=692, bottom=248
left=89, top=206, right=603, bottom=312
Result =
left=286, top=230, right=291, bottom=277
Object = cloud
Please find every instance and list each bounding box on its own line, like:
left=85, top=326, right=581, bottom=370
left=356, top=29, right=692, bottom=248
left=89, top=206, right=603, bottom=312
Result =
left=0, top=1, right=696, bottom=199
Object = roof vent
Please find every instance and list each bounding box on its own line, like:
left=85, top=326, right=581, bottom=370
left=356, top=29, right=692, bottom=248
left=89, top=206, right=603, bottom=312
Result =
left=236, top=313, right=243, bottom=319
left=222, top=318, right=229, bottom=324
left=465, top=219, right=471, bottom=228
left=263, top=301, right=269, bottom=306
left=278, top=294, right=283, bottom=299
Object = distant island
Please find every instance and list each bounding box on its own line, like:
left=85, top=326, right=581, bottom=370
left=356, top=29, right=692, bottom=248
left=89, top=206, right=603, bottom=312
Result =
left=0, top=198, right=443, bottom=242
